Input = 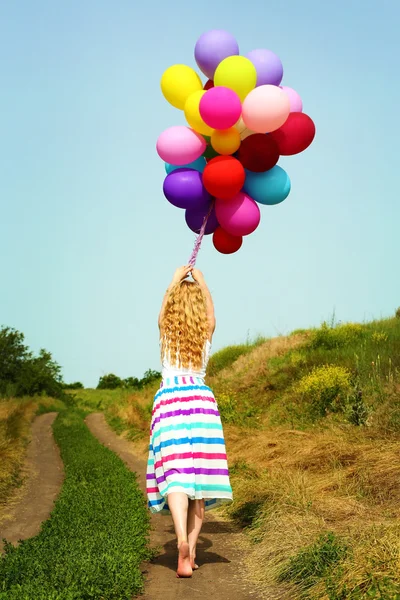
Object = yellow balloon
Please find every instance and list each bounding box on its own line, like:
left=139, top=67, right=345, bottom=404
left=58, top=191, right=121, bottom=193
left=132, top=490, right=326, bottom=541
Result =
left=211, top=128, right=241, bottom=155
left=161, top=65, right=203, bottom=110
left=235, top=116, right=247, bottom=134
left=214, top=56, right=257, bottom=102
left=235, top=116, right=255, bottom=140
left=184, top=90, right=214, bottom=136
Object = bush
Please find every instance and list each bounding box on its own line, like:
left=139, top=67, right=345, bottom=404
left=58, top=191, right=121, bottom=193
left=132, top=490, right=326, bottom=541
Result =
left=395, top=307, right=400, bottom=319
left=310, top=322, right=364, bottom=350
left=371, top=331, right=388, bottom=344
left=216, top=392, right=260, bottom=425
left=296, top=365, right=352, bottom=417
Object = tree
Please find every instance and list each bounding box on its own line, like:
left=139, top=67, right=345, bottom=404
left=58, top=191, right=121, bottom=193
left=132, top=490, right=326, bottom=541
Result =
left=141, top=369, right=162, bottom=386
left=0, top=326, right=30, bottom=387
left=0, top=326, right=64, bottom=398
left=97, top=373, right=123, bottom=390
left=63, top=382, right=84, bottom=390
left=123, top=377, right=141, bottom=389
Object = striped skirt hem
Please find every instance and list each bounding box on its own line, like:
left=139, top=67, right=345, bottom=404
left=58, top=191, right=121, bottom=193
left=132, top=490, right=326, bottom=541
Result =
left=146, top=375, right=233, bottom=515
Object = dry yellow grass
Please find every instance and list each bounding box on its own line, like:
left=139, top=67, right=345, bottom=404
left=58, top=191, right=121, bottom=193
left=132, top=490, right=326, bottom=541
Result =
left=208, top=333, right=307, bottom=394
left=102, top=331, right=400, bottom=597
left=0, top=396, right=63, bottom=508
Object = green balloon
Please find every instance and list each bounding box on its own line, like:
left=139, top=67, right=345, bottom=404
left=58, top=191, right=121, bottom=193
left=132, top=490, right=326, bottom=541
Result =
left=203, top=144, right=219, bottom=160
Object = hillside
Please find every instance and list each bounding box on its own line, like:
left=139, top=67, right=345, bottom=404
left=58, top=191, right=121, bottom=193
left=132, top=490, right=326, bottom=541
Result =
left=76, top=317, right=400, bottom=599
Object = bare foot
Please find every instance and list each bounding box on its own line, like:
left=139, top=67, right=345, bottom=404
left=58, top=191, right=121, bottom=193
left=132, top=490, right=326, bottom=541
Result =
left=176, top=541, right=192, bottom=578
left=190, top=557, right=199, bottom=570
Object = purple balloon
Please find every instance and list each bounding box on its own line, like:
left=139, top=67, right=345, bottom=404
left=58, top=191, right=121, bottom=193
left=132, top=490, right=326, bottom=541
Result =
left=195, top=30, right=239, bottom=80
left=280, top=85, right=303, bottom=113
left=163, top=169, right=211, bottom=210
left=185, top=205, right=219, bottom=235
left=246, top=49, right=283, bottom=86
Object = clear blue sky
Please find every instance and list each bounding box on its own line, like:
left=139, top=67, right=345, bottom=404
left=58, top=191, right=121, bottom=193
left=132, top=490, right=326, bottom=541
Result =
left=1, top=1, right=399, bottom=387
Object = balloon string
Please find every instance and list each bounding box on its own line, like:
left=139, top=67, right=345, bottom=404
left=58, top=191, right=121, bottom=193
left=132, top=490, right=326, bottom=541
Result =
left=188, top=200, right=215, bottom=267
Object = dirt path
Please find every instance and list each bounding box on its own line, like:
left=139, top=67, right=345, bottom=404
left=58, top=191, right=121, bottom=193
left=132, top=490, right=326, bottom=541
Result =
left=0, top=412, right=64, bottom=554
left=0, top=410, right=282, bottom=598
left=85, top=412, right=274, bottom=600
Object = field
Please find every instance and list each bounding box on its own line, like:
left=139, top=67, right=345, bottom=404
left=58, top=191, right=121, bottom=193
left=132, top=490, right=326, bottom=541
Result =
left=1, top=316, right=399, bottom=598
left=76, top=317, right=400, bottom=599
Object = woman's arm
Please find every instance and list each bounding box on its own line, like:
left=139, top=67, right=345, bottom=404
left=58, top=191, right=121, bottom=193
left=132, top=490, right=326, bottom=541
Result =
left=191, top=269, right=216, bottom=340
left=158, top=265, right=192, bottom=330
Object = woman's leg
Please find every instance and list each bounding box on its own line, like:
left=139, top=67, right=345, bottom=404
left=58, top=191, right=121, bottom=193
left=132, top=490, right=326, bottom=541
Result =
left=167, top=492, right=192, bottom=577
left=187, top=499, right=205, bottom=569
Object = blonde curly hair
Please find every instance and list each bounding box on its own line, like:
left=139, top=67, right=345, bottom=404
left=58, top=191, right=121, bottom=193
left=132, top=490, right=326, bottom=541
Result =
left=160, top=280, right=209, bottom=371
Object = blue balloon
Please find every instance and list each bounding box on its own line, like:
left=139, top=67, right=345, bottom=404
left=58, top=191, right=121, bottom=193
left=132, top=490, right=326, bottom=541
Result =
left=243, top=165, right=291, bottom=205
left=165, top=156, right=206, bottom=175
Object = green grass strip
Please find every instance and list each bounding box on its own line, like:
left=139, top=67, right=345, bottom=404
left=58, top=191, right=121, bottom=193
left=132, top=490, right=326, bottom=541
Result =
left=0, top=407, right=153, bottom=599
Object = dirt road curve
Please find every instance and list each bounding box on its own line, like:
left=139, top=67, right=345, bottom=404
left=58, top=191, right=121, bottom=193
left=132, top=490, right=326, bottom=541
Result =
left=85, top=412, right=269, bottom=600
left=0, top=412, right=64, bottom=554
left=0, top=411, right=282, bottom=599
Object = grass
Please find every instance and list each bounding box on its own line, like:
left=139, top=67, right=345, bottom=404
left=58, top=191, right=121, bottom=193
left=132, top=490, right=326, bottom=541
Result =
left=4, top=318, right=397, bottom=598
left=0, top=405, right=153, bottom=599
left=0, top=396, right=66, bottom=508
left=207, top=335, right=268, bottom=377
left=91, top=316, right=400, bottom=599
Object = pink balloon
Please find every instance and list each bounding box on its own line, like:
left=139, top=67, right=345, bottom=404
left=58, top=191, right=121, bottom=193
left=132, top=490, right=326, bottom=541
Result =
left=156, top=126, right=206, bottom=165
left=215, top=192, right=260, bottom=236
left=280, top=86, right=303, bottom=113
left=242, top=85, right=290, bottom=133
left=199, top=86, right=242, bottom=130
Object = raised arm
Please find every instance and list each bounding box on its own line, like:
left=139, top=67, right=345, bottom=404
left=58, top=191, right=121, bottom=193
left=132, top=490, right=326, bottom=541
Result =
left=158, top=266, right=192, bottom=331
left=191, top=269, right=216, bottom=341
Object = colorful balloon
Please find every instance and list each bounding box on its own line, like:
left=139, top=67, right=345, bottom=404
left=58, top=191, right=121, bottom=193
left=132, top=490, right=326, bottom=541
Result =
left=235, top=116, right=255, bottom=140
left=202, top=136, right=220, bottom=160
left=199, top=87, right=242, bottom=130
left=184, top=90, right=214, bottom=136
left=246, top=49, right=283, bottom=86
left=203, top=156, right=245, bottom=199
left=185, top=205, right=219, bottom=235
left=203, top=146, right=220, bottom=160
left=242, top=85, right=290, bottom=133
left=211, top=127, right=241, bottom=155
left=268, top=113, right=316, bottom=155
left=281, top=86, right=303, bottom=113
left=214, top=56, right=257, bottom=102
left=244, top=165, right=291, bottom=205
left=237, top=134, right=279, bottom=172
left=204, top=79, right=214, bottom=90
left=165, top=156, right=206, bottom=174
left=213, top=226, right=243, bottom=254
left=161, top=65, right=203, bottom=110
left=157, top=126, right=206, bottom=165
left=215, top=192, right=260, bottom=236
left=163, top=169, right=211, bottom=210
left=195, top=30, right=239, bottom=80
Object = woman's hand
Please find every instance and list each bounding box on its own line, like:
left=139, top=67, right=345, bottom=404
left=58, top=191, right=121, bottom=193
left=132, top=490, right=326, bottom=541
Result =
left=171, top=265, right=192, bottom=286
left=191, top=268, right=205, bottom=285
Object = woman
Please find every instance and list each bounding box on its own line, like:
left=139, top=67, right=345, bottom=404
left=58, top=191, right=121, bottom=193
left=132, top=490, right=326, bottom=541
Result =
left=146, top=265, right=233, bottom=578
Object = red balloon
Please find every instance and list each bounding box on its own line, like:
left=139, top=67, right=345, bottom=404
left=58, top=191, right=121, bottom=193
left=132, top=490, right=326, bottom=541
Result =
left=237, top=134, right=280, bottom=172
left=213, top=227, right=243, bottom=254
left=203, top=79, right=214, bottom=90
left=268, top=113, right=316, bottom=156
left=203, top=156, right=245, bottom=200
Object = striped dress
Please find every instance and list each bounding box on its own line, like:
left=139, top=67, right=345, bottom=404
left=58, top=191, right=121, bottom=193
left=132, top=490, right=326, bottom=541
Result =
left=146, top=341, right=233, bottom=514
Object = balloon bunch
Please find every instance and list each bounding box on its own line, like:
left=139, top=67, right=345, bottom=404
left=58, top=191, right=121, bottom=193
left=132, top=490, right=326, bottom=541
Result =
left=156, top=29, right=316, bottom=258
